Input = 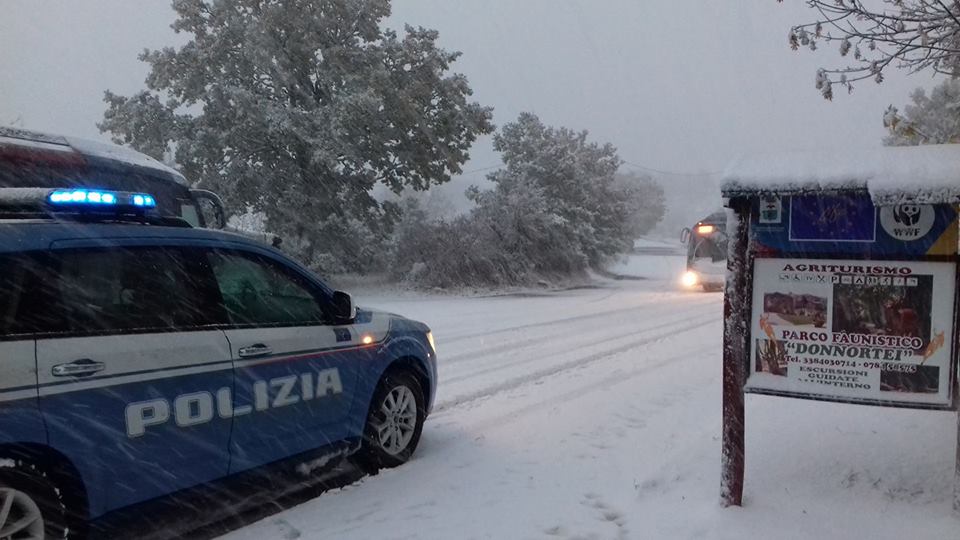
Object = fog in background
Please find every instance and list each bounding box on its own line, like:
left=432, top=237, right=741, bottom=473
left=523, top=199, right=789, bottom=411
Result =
left=0, top=1, right=939, bottom=238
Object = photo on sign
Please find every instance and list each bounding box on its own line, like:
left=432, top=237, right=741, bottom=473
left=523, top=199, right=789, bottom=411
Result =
left=831, top=275, right=933, bottom=349
left=755, top=338, right=788, bottom=376
left=880, top=364, right=939, bottom=394
left=761, top=292, right=827, bottom=327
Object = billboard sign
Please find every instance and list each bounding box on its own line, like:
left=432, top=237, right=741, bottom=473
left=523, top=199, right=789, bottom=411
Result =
left=748, top=195, right=958, bottom=407
left=748, top=258, right=956, bottom=408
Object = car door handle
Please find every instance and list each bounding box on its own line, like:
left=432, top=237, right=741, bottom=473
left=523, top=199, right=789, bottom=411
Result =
left=52, top=359, right=106, bottom=378
left=238, top=344, right=273, bottom=358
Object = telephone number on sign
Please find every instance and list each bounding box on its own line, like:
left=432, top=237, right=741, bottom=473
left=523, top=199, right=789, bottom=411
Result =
left=793, top=357, right=859, bottom=368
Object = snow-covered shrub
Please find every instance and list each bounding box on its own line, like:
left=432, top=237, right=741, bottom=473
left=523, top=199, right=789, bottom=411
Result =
left=390, top=113, right=666, bottom=289
left=488, top=113, right=664, bottom=269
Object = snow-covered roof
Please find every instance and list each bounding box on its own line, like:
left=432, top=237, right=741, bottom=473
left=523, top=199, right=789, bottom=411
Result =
left=721, top=144, right=960, bottom=205
left=64, top=136, right=187, bottom=185
left=0, top=126, right=187, bottom=186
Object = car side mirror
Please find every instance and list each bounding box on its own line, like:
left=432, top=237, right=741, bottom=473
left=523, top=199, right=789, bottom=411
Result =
left=332, top=290, right=356, bottom=323
left=680, top=227, right=691, bottom=245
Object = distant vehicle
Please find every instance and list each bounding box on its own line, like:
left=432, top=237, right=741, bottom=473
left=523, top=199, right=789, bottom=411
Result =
left=0, top=188, right=436, bottom=538
left=0, top=126, right=226, bottom=229
left=680, top=210, right=727, bottom=291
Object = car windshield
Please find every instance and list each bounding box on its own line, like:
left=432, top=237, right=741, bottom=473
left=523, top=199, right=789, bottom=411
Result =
left=692, top=236, right=725, bottom=262
left=3, top=2, right=960, bottom=540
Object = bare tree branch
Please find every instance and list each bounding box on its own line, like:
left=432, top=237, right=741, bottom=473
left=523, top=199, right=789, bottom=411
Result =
left=781, top=0, right=960, bottom=98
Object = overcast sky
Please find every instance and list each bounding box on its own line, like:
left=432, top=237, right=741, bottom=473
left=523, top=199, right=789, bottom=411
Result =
left=0, top=0, right=941, bottom=223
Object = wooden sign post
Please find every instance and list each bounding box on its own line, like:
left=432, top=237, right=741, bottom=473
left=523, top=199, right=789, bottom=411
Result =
left=720, top=198, right=750, bottom=507
left=718, top=188, right=960, bottom=508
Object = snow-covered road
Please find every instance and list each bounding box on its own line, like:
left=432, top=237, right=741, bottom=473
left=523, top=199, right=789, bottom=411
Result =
left=219, top=255, right=959, bottom=540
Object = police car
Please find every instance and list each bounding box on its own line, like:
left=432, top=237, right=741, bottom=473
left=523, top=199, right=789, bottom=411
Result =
left=0, top=188, right=437, bottom=538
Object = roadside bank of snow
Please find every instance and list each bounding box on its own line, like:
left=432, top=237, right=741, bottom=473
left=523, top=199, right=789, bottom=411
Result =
left=326, top=254, right=688, bottom=302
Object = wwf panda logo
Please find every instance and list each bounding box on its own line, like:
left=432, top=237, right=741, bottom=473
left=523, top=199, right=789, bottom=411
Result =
left=892, top=205, right=921, bottom=227
left=880, top=204, right=935, bottom=241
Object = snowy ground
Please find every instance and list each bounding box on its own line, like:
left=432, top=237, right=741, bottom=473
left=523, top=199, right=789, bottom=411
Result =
left=218, top=254, right=959, bottom=540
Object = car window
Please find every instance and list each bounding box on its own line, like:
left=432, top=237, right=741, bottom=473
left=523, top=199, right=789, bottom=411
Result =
left=0, top=255, right=26, bottom=337
left=208, top=250, right=325, bottom=326
left=179, top=202, right=201, bottom=227
left=49, top=246, right=224, bottom=334
left=0, top=253, right=51, bottom=338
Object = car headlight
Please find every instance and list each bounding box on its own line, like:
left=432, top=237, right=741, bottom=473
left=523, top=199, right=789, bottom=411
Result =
left=426, top=331, right=437, bottom=355
left=681, top=271, right=699, bottom=288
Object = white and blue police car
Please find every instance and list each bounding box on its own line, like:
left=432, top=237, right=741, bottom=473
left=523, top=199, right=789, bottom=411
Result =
left=0, top=188, right=437, bottom=538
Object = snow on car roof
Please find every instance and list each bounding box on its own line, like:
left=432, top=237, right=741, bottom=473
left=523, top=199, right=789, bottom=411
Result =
left=0, top=126, right=188, bottom=186
left=64, top=136, right=187, bottom=185
left=721, top=144, right=960, bottom=205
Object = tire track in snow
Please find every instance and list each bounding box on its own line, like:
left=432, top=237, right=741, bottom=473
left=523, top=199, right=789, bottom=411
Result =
left=432, top=315, right=718, bottom=414
left=465, top=341, right=718, bottom=434
left=441, top=307, right=719, bottom=386
left=441, top=300, right=718, bottom=367
left=438, top=293, right=717, bottom=345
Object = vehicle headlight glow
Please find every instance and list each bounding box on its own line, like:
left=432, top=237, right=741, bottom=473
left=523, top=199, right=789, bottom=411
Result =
left=681, top=271, right=699, bottom=288
left=426, top=331, right=436, bottom=355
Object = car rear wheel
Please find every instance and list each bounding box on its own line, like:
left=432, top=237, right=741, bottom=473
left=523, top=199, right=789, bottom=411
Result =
left=0, top=461, right=70, bottom=539
left=355, top=370, right=425, bottom=473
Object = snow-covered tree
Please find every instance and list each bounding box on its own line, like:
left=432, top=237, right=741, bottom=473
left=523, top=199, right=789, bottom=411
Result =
left=780, top=1, right=960, bottom=99
left=612, top=172, right=666, bottom=242
left=390, top=114, right=666, bottom=288
left=489, top=113, right=662, bottom=268
left=99, top=0, right=493, bottom=271
left=883, top=79, right=960, bottom=145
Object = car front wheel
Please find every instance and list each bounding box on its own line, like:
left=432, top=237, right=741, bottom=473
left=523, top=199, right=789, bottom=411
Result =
left=0, top=461, right=70, bottom=540
left=355, top=370, right=426, bottom=472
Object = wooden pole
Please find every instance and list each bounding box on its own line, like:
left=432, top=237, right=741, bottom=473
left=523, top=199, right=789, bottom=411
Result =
left=954, top=383, right=960, bottom=512
left=952, top=251, right=960, bottom=513
left=721, top=198, right=751, bottom=507
left=954, top=259, right=960, bottom=513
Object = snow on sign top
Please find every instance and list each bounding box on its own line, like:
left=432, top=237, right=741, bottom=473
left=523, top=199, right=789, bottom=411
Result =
left=721, top=144, right=960, bottom=206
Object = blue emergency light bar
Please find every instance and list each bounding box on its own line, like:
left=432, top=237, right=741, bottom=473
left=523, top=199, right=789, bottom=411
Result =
left=47, top=189, right=155, bottom=208
left=0, top=187, right=188, bottom=226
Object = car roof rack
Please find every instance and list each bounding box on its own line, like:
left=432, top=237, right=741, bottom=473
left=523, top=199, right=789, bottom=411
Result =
left=0, top=187, right=192, bottom=228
